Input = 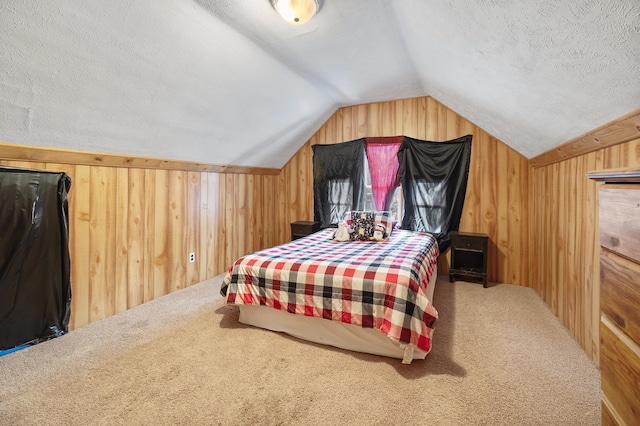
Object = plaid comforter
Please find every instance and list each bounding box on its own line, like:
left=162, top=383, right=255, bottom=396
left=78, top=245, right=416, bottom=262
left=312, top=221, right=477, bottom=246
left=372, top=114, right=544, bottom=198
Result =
left=222, top=228, right=439, bottom=353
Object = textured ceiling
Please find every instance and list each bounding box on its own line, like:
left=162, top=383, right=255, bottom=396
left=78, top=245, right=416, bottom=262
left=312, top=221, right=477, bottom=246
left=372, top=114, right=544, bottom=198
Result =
left=1, top=0, right=639, bottom=168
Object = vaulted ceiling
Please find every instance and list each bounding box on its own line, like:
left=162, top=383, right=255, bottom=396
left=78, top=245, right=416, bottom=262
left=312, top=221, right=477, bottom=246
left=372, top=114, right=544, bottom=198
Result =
left=1, top=0, right=639, bottom=168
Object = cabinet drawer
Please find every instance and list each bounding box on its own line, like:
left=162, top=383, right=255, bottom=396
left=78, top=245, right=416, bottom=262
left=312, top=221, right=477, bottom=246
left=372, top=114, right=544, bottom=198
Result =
left=600, top=317, right=640, bottom=425
left=601, top=250, right=640, bottom=345
left=452, top=235, right=487, bottom=251
left=290, top=221, right=320, bottom=237
left=599, top=186, right=640, bottom=263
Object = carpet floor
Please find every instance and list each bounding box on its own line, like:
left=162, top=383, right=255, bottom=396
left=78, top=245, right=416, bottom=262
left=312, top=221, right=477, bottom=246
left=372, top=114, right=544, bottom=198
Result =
left=0, top=275, right=601, bottom=425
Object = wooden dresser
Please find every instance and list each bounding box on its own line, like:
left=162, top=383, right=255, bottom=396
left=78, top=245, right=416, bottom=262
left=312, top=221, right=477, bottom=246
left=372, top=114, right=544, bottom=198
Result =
left=589, top=168, right=640, bottom=425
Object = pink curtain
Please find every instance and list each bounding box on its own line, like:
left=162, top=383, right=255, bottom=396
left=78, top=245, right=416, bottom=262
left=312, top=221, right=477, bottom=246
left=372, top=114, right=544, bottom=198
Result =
left=365, top=137, right=403, bottom=211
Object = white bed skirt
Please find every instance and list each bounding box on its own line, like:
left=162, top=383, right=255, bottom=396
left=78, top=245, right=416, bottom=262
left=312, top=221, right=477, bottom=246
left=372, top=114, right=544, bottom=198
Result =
left=238, top=268, right=438, bottom=364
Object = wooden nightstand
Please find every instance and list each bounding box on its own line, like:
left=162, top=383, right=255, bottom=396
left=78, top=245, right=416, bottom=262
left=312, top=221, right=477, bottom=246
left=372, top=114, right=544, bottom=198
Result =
left=290, top=221, right=320, bottom=240
left=449, top=231, right=489, bottom=287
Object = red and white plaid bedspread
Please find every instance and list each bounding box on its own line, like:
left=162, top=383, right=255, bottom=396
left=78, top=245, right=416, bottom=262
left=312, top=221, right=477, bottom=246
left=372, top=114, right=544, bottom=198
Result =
left=222, top=228, right=439, bottom=353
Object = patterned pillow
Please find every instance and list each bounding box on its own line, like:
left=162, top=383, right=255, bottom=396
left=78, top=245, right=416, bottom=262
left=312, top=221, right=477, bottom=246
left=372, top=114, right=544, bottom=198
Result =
left=374, top=211, right=393, bottom=239
left=349, top=211, right=376, bottom=241
left=349, top=210, right=394, bottom=241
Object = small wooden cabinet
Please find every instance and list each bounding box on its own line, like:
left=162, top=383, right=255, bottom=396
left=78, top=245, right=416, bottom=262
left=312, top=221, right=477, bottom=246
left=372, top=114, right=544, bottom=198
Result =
left=290, top=221, right=320, bottom=240
left=449, top=231, right=489, bottom=287
left=589, top=168, right=640, bottom=426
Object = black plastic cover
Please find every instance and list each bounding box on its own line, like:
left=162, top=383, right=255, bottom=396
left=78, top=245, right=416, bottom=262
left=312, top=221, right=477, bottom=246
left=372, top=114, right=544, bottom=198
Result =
left=398, top=135, right=472, bottom=251
left=313, top=139, right=367, bottom=228
left=0, top=166, right=72, bottom=350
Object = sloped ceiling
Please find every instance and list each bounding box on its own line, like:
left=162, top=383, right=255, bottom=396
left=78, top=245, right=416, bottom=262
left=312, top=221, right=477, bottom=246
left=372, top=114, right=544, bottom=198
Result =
left=1, top=0, right=638, bottom=168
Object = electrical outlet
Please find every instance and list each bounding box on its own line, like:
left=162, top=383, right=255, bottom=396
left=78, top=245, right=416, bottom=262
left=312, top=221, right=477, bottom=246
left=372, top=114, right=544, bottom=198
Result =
left=189, top=252, right=195, bottom=263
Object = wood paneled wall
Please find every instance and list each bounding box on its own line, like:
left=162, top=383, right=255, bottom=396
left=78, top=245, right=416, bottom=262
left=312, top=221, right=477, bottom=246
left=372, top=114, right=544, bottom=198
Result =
left=0, top=159, right=281, bottom=331
left=280, top=96, right=530, bottom=285
left=530, top=136, right=640, bottom=362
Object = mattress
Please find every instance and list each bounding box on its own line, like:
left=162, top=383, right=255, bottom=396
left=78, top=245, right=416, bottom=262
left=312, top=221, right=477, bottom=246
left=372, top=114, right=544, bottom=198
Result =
left=238, top=267, right=437, bottom=363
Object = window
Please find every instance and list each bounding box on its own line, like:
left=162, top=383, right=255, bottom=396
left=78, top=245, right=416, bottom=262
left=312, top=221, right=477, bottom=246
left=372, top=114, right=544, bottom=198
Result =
left=413, top=180, right=445, bottom=233
left=312, top=139, right=366, bottom=228
left=363, top=162, right=403, bottom=226
left=327, top=178, right=352, bottom=225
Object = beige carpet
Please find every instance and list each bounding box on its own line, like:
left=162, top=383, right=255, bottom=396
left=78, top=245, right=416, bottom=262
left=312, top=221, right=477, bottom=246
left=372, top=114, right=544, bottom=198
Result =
left=0, top=276, right=601, bottom=425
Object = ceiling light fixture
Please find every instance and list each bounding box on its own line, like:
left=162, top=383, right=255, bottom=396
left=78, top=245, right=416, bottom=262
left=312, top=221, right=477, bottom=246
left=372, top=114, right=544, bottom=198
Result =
left=271, top=0, right=321, bottom=25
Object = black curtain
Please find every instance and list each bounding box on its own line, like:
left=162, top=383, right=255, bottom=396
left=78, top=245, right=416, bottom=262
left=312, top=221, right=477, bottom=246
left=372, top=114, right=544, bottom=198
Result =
left=0, top=167, right=72, bottom=351
left=313, top=139, right=366, bottom=228
left=398, top=135, right=472, bottom=251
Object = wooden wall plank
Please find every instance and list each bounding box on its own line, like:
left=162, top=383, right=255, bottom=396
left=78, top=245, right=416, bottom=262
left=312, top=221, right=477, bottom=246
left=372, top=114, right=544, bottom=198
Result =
left=217, top=174, right=228, bottom=274
left=342, top=108, right=353, bottom=139
left=437, top=102, right=447, bottom=140
left=582, top=152, right=597, bottom=361
left=519, top=156, right=530, bottom=286
left=567, top=157, right=579, bottom=342
left=496, top=141, right=509, bottom=284
left=425, top=97, right=438, bottom=140
left=557, top=160, right=566, bottom=322
left=127, top=168, right=145, bottom=308
left=277, top=159, right=289, bottom=243
left=169, top=170, right=187, bottom=293
left=153, top=169, right=170, bottom=299
left=416, top=97, right=427, bottom=138
left=70, top=165, right=90, bottom=329
left=199, top=173, right=209, bottom=280
left=446, top=107, right=460, bottom=139
left=354, top=104, right=365, bottom=138
left=224, top=173, right=235, bottom=269
left=252, top=175, right=264, bottom=250
left=480, top=133, right=499, bottom=281
left=328, top=109, right=340, bottom=143
left=115, top=168, right=129, bottom=314
left=550, top=162, right=560, bottom=316
left=89, top=166, right=116, bottom=323
left=187, top=171, right=201, bottom=286
left=234, top=174, right=247, bottom=261
left=460, top=126, right=482, bottom=233
left=506, top=150, right=522, bottom=285
left=143, top=169, right=155, bottom=303
left=402, top=98, right=418, bottom=137
left=207, top=173, right=220, bottom=277
left=244, top=174, right=255, bottom=255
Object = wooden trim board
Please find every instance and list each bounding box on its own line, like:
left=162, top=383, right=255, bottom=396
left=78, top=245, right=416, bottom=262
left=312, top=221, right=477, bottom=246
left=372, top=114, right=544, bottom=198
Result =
left=530, top=109, right=640, bottom=168
left=0, top=142, right=280, bottom=175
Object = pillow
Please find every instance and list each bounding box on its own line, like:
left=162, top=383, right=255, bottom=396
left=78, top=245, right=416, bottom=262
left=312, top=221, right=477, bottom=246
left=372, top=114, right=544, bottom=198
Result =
left=349, top=211, right=375, bottom=241
left=374, top=211, right=393, bottom=238
left=349, top=210, right=393, bottom=241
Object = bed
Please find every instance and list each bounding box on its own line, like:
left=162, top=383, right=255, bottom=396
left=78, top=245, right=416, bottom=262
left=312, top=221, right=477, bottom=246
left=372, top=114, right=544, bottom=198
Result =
left=221, top=227, right=439, bottom=363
